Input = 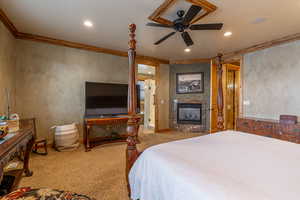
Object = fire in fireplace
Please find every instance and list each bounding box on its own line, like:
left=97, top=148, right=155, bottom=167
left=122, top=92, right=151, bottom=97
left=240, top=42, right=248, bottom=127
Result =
left=177, top=103, right=202, bottom=124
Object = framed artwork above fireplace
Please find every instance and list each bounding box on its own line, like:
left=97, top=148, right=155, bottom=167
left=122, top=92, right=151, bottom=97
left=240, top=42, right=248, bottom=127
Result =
left=176, top=72, right=204, bottom=94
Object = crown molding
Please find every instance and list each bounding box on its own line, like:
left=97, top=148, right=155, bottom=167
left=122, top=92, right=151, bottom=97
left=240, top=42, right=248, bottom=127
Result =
left=15, top=32, right=169, bottom=64
left=0, top=8, right=18, bottom=37
left=0, top=8, right=169, bottom=65
left=3, top=8, right=300, bottom=65
left=221, top=33, right=300, bottom=59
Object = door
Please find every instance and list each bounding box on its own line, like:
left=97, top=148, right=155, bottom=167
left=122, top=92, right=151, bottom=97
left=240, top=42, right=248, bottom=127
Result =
left=210, top=61, right=218, bottom=133
left=225, top=65, right=240, bottom=130
left=226, top=70, right=236, bottom=129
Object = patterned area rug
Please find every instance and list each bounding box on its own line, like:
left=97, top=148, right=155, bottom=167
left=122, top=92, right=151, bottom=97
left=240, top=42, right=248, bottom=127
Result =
left=1, top=187, right=95, bottom=200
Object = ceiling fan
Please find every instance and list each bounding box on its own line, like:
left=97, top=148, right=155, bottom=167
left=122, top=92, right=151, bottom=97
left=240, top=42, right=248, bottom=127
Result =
left=147, top=5, right=223, bottom=46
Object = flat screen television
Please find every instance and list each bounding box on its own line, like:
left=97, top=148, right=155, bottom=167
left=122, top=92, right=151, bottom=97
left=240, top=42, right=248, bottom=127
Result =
left=85, top=82, right=140, bottom=116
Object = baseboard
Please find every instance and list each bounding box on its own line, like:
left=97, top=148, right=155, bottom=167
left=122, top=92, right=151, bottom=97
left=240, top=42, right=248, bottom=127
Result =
left=156, top=128, right=172, bottom=133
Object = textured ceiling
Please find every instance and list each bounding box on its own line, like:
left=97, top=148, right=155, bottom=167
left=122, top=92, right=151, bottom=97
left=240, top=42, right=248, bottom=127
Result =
left=1, top=0, right=300, bottom=60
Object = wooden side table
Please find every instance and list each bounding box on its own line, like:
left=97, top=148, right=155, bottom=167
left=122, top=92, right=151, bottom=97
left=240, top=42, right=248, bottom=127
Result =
left=84, top=115, right=140, bottom=152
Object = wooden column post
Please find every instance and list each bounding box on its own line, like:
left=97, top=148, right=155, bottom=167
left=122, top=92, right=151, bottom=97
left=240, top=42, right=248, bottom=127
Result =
left=127, top=24, right=137, bottom=116
left=217, top=53, right=225, bottom=130
left=126, top=24, right=140, bottom=196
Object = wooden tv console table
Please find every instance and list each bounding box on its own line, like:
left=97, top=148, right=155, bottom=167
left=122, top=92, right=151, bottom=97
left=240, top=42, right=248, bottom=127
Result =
left=84, top=115, right=141, bottom=152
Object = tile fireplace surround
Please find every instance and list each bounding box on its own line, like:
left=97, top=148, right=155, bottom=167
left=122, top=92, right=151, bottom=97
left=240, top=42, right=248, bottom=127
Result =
left=169, top=63, right=211, bottom=133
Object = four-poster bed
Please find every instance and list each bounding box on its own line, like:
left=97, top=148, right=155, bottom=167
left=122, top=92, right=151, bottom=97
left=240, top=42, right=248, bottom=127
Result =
left=125, top=24, right=300, bottom=200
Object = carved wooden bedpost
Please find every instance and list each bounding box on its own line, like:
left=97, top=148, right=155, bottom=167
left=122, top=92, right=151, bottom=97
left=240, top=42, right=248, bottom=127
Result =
left=126, top=23, right=140, bottom=196
left=217, top=53, right=225, bottom=130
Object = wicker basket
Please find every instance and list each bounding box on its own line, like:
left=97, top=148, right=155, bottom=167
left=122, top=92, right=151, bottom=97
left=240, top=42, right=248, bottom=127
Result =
left=53, top=123, right=79, bottom=151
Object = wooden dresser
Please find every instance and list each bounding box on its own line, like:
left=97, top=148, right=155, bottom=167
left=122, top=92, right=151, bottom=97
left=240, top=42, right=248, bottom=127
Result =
left=237, top=117, right=300, bottom=143
left=0, top=119, right=35, bottom=194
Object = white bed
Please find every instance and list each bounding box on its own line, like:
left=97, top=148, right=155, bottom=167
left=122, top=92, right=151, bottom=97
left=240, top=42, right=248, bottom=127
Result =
left=129, top=131, right=300, bottom=200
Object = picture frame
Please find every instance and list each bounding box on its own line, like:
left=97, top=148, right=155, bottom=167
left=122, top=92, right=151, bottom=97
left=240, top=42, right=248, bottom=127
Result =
left=176, top=72, right=204, bottom=94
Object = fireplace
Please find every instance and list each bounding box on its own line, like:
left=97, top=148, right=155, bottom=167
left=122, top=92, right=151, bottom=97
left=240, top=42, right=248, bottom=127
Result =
left=177, top=103, right=202, bottom=125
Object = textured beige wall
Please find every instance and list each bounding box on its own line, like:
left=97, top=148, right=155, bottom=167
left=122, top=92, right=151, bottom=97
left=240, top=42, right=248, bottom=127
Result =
left=156, top=64, right=170, bottom=130
left=15, top=40, right=129, bottom=139
left=0, top=22, right=16, bottom=115
left=243, top=40, right=300, bottom=120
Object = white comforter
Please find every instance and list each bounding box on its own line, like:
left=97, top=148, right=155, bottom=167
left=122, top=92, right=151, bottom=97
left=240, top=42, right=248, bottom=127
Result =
left=129, top=131, right=300, bottom=200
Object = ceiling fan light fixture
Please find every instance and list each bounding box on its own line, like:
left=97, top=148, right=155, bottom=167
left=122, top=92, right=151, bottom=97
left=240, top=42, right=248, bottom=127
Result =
left=147, top=5, right=223, bottom=46
left=224, top=31, right=232, bottom=37
left=184, top=48, right=191, bottom=52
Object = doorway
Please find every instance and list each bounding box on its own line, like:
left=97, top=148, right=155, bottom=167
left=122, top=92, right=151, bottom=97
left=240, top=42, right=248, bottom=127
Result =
left=137, top=64, right=156, bottom=134
left=225, top=67, right=240, bottom=129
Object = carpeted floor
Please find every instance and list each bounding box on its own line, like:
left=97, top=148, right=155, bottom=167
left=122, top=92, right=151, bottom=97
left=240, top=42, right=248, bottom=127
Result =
left=20, top=131, right=203, bottom=200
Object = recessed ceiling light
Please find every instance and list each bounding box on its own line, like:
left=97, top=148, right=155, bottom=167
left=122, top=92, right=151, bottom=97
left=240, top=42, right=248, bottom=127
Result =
left=184, top=48, right=191, bottom=52
left=83, top=20, right=93, bottom=27
left=224, top=32, right=232, bottom=37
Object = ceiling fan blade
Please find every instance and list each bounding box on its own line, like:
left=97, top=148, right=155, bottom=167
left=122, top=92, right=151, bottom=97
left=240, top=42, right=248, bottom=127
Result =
left=190, top=23, right=224, bottom=30
left=154, top=32, right=176, bottom=45
left=181, top=32, right=194, bottom=46
left=182, top=5, right=202, bottom=25
left=146, top=22, right=173, bottom=28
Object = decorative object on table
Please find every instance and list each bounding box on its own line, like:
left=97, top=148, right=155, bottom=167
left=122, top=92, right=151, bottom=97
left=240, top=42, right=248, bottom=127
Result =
left=52, top=123, right=79, bottom=152
left=176, top=72, right=204, bottom=94
left=1, top=187, right=95, bottom=200
left=32, top=139, right=48, bottom=155
left=6, top=114, right=20, bottom=133
left=280, top=115, right=298, bottom=125
left=0, top=121, right=8, bottom=139
left=0, top=116, right=7, bottom=121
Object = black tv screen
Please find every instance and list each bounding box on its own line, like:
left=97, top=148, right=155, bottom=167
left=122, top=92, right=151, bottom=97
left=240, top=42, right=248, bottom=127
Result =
left=85, top=82, right=140, bottom=116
